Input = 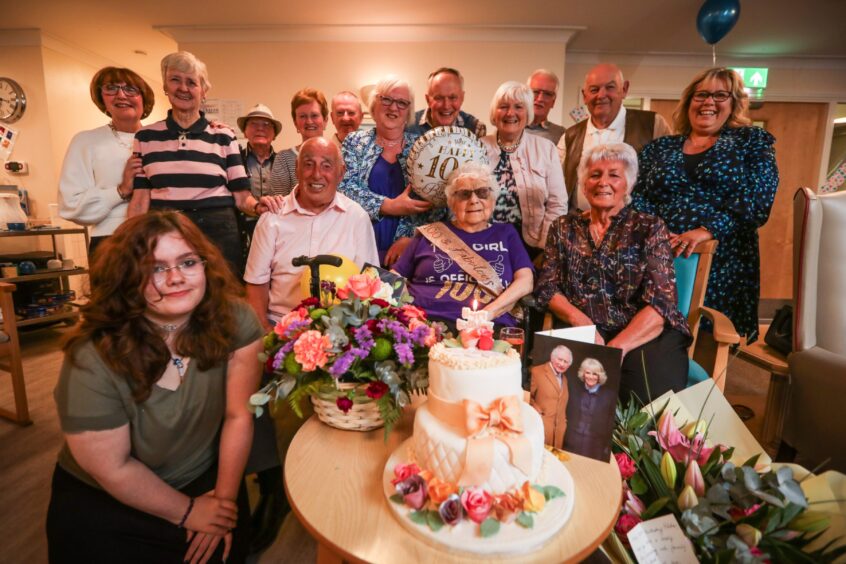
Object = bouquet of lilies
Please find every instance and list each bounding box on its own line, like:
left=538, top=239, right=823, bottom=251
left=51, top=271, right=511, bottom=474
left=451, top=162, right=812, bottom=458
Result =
left=250, top=270, right=446, bottom=435
left=609, top=396, right=845, bottom=563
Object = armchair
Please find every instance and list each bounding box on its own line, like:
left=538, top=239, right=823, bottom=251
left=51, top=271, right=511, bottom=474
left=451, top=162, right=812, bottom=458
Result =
left=782, top=187, right=846, bottom=472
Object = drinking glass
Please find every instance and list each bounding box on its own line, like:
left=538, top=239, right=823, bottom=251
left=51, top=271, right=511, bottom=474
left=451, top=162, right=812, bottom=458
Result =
left=499, top=327, right=525, bottom=356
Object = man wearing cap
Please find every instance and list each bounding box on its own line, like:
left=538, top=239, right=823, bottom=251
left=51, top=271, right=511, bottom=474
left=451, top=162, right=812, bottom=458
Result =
left=330, top=91, right=364, bottom=146
left=407, top=67, right=486, bottom=138
left=237, top=104, right=282, bottom=252
left=526, top=69, right=566, bottom=148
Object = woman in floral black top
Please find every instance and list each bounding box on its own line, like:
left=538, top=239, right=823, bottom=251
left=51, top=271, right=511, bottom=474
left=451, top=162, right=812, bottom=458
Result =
left=536, top=143, right=691, bottom=402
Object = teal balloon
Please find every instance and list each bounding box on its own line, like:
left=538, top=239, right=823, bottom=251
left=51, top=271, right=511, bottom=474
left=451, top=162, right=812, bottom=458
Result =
left=697, top=0, right=741, bottom=45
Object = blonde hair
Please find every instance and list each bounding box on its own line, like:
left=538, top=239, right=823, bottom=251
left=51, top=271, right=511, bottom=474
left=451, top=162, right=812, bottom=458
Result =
left=674, top=67, right=751, bottom=135
left=577, top=358, right=608, bottom=386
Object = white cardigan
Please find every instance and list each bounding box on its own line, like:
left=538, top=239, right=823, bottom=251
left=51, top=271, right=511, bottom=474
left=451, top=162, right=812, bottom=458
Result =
left=482, top=133, right=567, bottom=248
left=59, top=125, right=132, bottom=237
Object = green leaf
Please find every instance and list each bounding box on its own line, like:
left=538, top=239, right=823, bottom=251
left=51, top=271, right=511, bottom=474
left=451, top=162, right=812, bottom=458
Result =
left=426, top=510, right=444, bottom=532
left=480, top=518, right=501, bottom=537
left=541, top=485, right=565, bottom=501
left=629, top=411, right=649, bottom=430
left=641, top=497, right=670, bottom=520
left=630, top=472, right=648, bottom=495
left=409, top=510, right=427, bottom=525
left=389, top=494, right=404, bottom=504
left=516, top=512, right=534, bottom=528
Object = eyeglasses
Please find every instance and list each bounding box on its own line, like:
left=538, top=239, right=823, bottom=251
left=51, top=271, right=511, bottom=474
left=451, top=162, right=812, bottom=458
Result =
left=247, top=119, right=274, bottom=129
left=151, top=256, right=206, bottom=283
left=454, top=187, right=493, bottom=201
left=692, top=90, right=731, bottom=102
left=532, top=89, right=556, bottom=99
left=378, top=95, right=411, bottom=111
left=102, top=83, right=141, bottom=97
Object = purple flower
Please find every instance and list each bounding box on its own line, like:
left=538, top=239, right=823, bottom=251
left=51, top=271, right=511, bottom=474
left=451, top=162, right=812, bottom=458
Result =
left=396, top=474, right=427, bottom=510
left=271, top=341, right=296, bottom=370
left=350, top=347, right=370, bottom=360
left=284, top=319, right=312, bottom=339
left=354, top=326, right=375, bottom=350
left=394, top=342, right=414, bottom=366
left=329, top=351, right=356, bottom=377
left=410, top=324, right=430, bottom=347
left=438, top=494, right=463, bottom=526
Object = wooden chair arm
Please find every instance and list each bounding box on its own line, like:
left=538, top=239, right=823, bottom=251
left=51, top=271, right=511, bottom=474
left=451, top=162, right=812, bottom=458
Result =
left=699, top=306, right=740, bottom=345
left=0, top=282, right=16, bottom=293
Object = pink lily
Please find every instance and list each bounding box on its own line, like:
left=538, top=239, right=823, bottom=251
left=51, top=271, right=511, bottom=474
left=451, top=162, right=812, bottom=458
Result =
left=650, top=410, right=691, bottom=463
left=684, top=460, right=706, bottom=497
left=624, top=489, right=646, bottom=517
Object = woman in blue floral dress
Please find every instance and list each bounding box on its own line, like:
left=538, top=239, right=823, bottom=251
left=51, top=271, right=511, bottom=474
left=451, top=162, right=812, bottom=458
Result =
left=632, top=68, right=779, bottom=341
left=338, top=76, right=445, bottom=267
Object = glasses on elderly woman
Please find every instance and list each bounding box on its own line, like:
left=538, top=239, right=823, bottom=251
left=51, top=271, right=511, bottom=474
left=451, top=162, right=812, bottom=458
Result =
left=151, top=256, right=206, bottom=284
left=378, top=95, right=411, bottom=111
left=692, top=90, right=731, bottom=102
left=454, top=187, right=492, bottom=201
left=102, top=83, right=141, bottom=97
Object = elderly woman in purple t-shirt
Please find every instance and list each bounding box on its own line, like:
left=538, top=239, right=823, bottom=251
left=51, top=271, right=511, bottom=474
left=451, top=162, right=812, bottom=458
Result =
left=393, top=161, right=534, bottom=328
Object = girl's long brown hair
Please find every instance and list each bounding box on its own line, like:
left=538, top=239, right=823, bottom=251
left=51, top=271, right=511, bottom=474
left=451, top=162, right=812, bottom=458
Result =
left=64, top=211, right=244, bottom=402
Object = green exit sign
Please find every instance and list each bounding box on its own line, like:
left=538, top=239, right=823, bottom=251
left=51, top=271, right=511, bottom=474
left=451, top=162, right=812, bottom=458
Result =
left=731, top=67, right=769, bottom=88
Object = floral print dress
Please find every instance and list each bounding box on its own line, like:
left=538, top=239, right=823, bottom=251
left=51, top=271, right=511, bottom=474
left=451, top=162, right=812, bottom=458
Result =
left=631, top=126, right=779, bottom=340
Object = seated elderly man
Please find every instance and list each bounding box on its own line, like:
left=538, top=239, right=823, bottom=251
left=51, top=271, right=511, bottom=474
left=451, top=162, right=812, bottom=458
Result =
left=330, top=91, right=363, bottom=145
left=535, top=143, right=691, bottom=402
left=245, top=137, right=378, bottom=327
left=393, top=161, right=533, bottom=329
left=407, top=67, right=486, bottom=138
left=242, top=136, right=377, bottom=553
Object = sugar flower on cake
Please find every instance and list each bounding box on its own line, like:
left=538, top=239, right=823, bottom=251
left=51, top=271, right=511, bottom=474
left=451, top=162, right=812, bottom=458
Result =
left=460, top=487, right=494, bottom=524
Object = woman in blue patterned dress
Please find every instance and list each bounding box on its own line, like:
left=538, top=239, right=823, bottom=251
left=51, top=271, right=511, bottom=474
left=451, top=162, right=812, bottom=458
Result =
left=632, top=68, right=779, bottom=341
left=338, top=76, right=443, bottom=266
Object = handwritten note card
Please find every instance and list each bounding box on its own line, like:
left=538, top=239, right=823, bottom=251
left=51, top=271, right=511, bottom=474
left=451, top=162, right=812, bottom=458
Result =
left=628, top=514, right=698, bottom=564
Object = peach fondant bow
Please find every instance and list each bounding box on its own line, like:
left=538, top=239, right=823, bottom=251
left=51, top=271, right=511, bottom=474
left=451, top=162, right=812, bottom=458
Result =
left=463, top=396, right=524, bottom=436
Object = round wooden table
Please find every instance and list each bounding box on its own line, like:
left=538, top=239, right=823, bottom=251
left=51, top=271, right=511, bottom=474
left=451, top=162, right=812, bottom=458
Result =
left=285, top=401, right=622, bottom=563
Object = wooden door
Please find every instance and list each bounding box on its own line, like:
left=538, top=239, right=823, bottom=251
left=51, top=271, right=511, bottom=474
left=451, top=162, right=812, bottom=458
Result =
left=649, top=99, right=829, bottom=300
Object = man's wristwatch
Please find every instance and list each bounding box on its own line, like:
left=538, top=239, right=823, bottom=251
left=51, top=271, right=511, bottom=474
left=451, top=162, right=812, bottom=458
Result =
left=117, top=185, right=132, bottom=201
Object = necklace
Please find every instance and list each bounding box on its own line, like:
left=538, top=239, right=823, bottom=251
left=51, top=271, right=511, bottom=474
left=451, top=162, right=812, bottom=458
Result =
left=108, top=122, right=133, bottom=150
left=497, top=132, right=522, bottom=153
left=154, top=319, right=188, bottom=333
left=589, top=223, right=607, bottom=246
left=171, top=356, right=186, bottom=379
left=376, top=135, right=403, bottom=149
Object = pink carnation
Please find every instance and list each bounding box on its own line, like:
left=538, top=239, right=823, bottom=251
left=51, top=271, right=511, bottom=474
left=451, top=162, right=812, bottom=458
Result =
left=399, top=304, right=427, bottom=324
left=293, top=330, right=331, bottom=372
left=274, top=307, right=309, bottom=338
left=615, top=453, right=637, bottom=480
left=337, top=274, right=382, bottom=300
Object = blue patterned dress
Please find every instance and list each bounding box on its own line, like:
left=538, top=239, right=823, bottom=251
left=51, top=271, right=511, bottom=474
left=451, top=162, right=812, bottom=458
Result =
left=631, top=126, right=779, bottom=339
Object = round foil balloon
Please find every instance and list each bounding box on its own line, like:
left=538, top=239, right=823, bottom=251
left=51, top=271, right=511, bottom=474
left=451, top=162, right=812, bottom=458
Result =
left=407, top=126, right=489, bottom=207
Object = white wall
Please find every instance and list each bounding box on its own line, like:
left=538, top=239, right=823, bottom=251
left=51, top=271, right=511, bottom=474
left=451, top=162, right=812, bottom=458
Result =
left=182, top=40, right=567, bottom=148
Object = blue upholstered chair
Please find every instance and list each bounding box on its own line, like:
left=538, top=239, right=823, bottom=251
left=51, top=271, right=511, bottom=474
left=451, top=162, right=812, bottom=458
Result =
left=674, top=240, right=740, bottom=389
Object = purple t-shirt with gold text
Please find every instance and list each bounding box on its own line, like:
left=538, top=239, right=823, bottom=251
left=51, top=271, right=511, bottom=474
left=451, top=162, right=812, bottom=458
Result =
left=393, top=222, right=532, bottom=326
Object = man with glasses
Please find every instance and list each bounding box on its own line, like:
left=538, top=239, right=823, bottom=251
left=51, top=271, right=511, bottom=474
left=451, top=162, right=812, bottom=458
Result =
left=526, top=69, right=566, bottom=147
left=561, top=63, right=671, bottom=212
left=330, top=91, right=364, bottom=145
left=407, top=67, right=486, bottom=138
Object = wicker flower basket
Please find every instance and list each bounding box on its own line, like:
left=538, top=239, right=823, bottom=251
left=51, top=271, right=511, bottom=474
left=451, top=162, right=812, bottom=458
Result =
left=311, top=382, right=385, bottom=432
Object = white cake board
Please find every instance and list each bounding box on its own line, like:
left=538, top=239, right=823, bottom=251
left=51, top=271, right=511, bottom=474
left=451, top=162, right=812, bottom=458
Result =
left=382, top=437, right=575, bottom=556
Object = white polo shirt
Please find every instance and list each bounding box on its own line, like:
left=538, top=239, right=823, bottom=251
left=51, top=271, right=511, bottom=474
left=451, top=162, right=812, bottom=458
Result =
left=244, top=187, right=379, bottom=321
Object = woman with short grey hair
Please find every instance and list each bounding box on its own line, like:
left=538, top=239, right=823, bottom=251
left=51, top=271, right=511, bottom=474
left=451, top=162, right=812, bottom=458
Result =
left=393, top=161, right=533, bottom=329
left=577, top=358, right=609, bottom=388
left=536, top=142, right=691, bottom=402
left=339, top=75, right=441, bottom=266
left=129, top=50, right=281, bottom=275
left=481, top=81, right=567, bottom=257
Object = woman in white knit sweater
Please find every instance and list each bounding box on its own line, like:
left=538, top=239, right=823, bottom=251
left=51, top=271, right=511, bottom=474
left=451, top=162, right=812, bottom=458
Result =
left=58, top=67, right=154, bottom=256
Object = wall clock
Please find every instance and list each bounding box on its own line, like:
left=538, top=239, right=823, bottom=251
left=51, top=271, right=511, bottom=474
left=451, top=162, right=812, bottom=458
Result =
left=0, top=78, right=27, bottom=123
